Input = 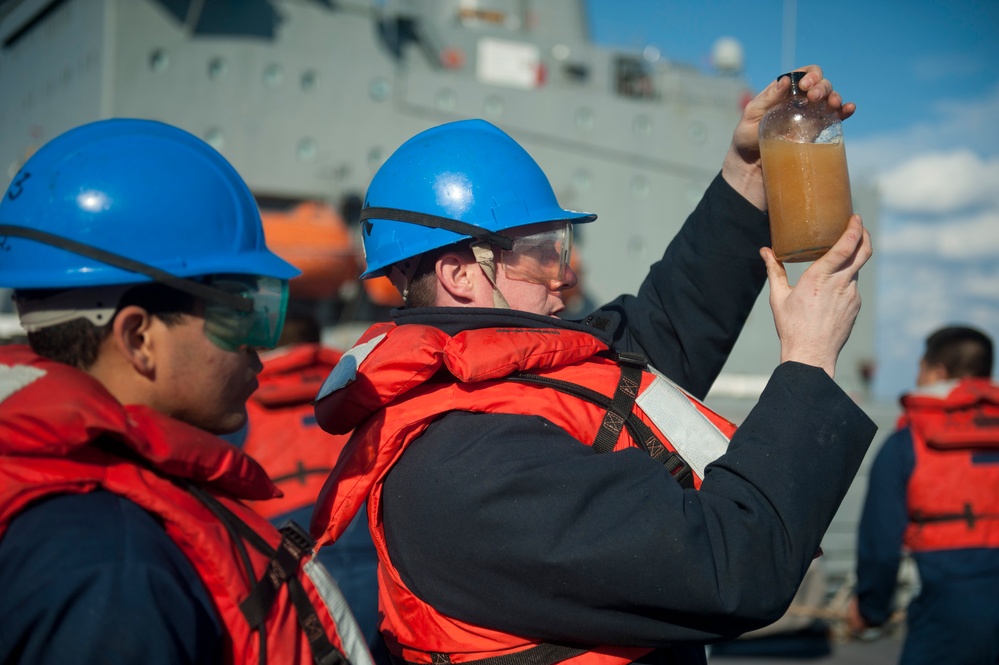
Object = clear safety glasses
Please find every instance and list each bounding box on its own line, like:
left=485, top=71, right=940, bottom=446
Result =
left=499, top=221, right=573, bottom=288
left=202, top=274, right=289, bottom=352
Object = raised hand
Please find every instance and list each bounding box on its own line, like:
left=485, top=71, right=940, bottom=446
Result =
left=761, top=214, right=873, bottom=378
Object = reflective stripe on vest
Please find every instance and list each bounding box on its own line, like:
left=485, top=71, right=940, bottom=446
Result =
left=637, top=366, right=730, bottom=480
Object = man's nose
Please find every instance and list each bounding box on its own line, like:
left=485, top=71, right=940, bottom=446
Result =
left=552, top=265, right=578, bottom=291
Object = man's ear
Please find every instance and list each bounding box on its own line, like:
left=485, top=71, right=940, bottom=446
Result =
left=926, top=362, right=951, bottom=383
left=109, top=305, right=156, bottom=376
left=916, top=358, right=950, bottom=387
left=436, top=252, right=477, bottom=301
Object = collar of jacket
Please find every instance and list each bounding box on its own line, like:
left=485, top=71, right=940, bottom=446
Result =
left=391, top=306, right=619, bottom=346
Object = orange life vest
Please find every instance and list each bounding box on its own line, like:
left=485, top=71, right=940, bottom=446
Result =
left=243, top=343, right=351, bottom=520
left=901, top=379, right=999, bottom=553
left=310, top=323, right=736, bottom=665
left=0, top=345, right=372, bottom=665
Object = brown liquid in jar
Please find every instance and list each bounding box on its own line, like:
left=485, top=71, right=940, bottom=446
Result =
left=761, top=138, right=853, bottom=262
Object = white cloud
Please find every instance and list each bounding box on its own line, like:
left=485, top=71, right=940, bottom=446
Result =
left=911, top=52, right=985, bottom=83
left=848, top=82, right=999, bottom=175
left=879, top=150, right=999, bottom=214
left=932, top=84, right=999, bottom=154
left=881, top=208, right=999, bottom=259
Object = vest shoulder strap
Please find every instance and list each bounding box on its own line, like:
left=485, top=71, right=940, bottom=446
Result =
left=506, top=350, right=695, bottom=489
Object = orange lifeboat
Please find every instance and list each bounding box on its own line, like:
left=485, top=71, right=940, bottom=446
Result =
left=260, top=201, right=359, bottom=300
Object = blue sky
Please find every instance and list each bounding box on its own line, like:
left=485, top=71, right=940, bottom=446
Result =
left=587, top=0, right=999, bottom=401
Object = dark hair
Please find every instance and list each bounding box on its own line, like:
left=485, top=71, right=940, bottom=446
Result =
left=923, top=325, right=994, bottom=379
left=23, top=282, right=198, bottom=370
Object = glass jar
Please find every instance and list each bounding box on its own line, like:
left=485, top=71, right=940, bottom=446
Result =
left=759, top=71, right=853, bottom=262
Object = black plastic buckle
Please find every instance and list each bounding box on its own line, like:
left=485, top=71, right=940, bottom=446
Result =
left=278, top=520, right=316, bottom=558
left=615, top=351, right=648, bottom=369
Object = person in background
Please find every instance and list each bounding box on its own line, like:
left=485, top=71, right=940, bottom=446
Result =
left=849, top=325, right=999, bottom=665
left=0, top=119, right=372, bottom=665
left=309, top=64, right=877, bottom=665
left=232, top=300, right=389, bottom=665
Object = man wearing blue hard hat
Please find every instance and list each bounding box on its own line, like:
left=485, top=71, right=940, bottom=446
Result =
left=310, top=65, right=877, bottom=664
left=0, top=119, right=373, bottom=665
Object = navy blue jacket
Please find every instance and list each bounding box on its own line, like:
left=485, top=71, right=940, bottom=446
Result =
left=0, top=491, right=223, bottom=664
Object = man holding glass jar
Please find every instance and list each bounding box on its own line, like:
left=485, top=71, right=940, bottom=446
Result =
left=311, top=65, right=875, bottom=665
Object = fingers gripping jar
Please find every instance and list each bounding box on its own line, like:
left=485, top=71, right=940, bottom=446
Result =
left=759, top=71, right=853, bottom=262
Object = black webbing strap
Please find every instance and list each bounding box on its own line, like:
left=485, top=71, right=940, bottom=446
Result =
left=358, top=207, right=515, bottom=250
left=185, top=483, right=349, bottom=665
left=188, top=482, right=275, bottom=555
left=239, top=531, right=303, bottom=628
left=592, top=363, right=642, bottom=454
left=0, top=223, right=252, bottom=312
left=506, top=354, right=695, bottom=489
left=393, top=642, right=589, bottom=665
left=286, top=571, right=347, bottom=665
left=607, top=375, right=694, bottom=487
left=911, top=504, right=999, bottom=529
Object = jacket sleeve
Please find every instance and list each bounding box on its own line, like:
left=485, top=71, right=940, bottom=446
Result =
left=382, top=363, right=877, bottom=647
left=0, top=491, right=223, bottom=665
left=590, top=173, right=770, bottom=399
left=853, top=428, right=914, bottom=626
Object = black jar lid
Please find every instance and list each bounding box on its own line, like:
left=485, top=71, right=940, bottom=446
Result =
left=778, top=71, right=806, bottom=93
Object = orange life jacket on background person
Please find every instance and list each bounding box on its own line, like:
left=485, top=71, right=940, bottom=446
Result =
left=901, top=378, right=999, bottom=553
left=310, top=323, right=737, bottom=665
left=242, top=343, right=350, bottom=520
left=0, top=345, right=372, bottom=665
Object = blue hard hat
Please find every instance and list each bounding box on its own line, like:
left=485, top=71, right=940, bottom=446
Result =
left=359, top=119, right=596, bottom=278
left=0, top=118, right=299, bottom=289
